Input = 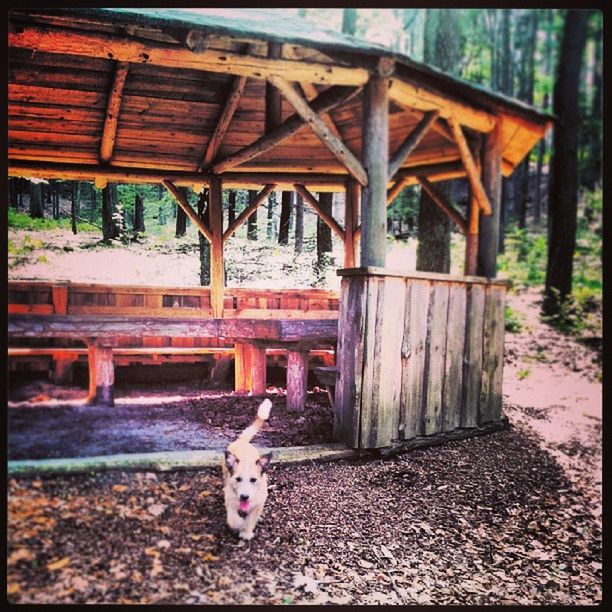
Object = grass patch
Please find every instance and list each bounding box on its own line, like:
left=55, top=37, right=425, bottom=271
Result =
left=8, top=209, right=97, bottom=233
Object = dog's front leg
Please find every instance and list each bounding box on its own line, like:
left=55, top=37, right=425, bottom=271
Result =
left=239, top=505, right=263, bottom=540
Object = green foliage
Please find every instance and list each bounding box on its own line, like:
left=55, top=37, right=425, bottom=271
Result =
left=498, top=225, right=547, bottom=290
left=505, top=304, right=525, bottom=333
left=517, top=367, right=531, bottom=380
left=387, top=185, right=420, bottom=228
left=8, top=209, right=95, bottom=233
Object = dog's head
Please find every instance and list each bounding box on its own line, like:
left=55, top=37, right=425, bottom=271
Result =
left=225, top=450, right=272, bottom=516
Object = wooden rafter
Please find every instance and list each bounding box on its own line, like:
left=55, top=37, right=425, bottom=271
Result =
left=162, top=179, right=213, bottom=242
left=270, top=77, right=368, bottom=186
left=386, top=176, right=411, bottom=205
left=283, top=46, right=343, bottom=140
left=223, top=184, right=275, bottom=241
left=293, top=184, right=345, bottom=240
left=388, top=78, right=497, bottom=134
left=9, top=26, right=368, bottom=86
left=213, top=85, right=361, bottom=174
left=199, top=75, right=247, bottom=170
left=417, top=176, right=467, bottom=234
left=100, top=61, right=129, bottom=163
left=388, top=110, right=440, bottom=179
left=447, top=115, right=493, bottom=215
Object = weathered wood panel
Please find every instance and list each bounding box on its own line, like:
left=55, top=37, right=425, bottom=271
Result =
left=480, top=285, right=505, bottom=423
left=461, top=284, right=485, bottom=428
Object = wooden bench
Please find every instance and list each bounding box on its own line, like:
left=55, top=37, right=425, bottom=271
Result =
left=9, top=314, right=337, bottom=410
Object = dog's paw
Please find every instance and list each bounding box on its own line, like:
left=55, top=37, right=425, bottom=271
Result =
left=238, top=530, right=254, bottom=541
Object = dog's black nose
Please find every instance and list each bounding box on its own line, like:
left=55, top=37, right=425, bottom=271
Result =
left=239, top=494, right=249, bottom=502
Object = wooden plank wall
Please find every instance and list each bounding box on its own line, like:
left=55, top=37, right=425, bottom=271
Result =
left=335, top=272, right=507, bottom=448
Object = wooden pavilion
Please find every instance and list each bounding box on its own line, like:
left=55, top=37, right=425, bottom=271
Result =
left=8, top=8, right=552, bottom=450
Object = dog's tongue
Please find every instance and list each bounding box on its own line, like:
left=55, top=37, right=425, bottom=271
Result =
left=239, top=500, right=250, bottom=513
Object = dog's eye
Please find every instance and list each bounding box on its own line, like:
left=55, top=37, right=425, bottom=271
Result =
left=250, top=477, right=257, bottom=483
left=236, top=477, right=242, bottom=482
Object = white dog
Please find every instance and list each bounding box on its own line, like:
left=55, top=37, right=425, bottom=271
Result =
left=222, top=399, right=273, bottom=540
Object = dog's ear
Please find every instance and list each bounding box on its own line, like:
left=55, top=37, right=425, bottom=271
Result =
left=225, top=450, right=239, bottom=474
left=257, top=452, right=273, bottom=473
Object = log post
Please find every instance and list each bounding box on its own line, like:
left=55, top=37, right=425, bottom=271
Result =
left=344, top=179, right=360, bottom=268
left=209, top=175, right=224, bottom=317
left=51, top=351, right=75, bottom=384
left=360, top=65, right=391, bottom=267
left=248, top=344, right=267, bottom=395
left=234, top=341, right=250, bottom=392
left=477, top=121, right=503, bottom=278
left=464, top=151, right=481, bottom=276
left=86, top=341, right=115, bottom=406
left=286, top=350, right=309, bottom=412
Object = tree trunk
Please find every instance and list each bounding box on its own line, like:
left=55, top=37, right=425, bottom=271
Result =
left=416, top=9, right=460, bottom=272
left=266, top=191, right=277, bottom=240
left=102, top=183, right=120, bottom=241
left=247, top=190, right=258, bottom=240
left=175, top=190, right=188, bottom=237
left=90, top=184, right=96, bottom=222
left=29, top=181, right=44, bottom=218
left=342, top=8, right=357, bottom=35
left=294, top=193, right=304, bottom=254
left=544, top=9, right=590, bottom=315
left=197, top=189, right=211, bottom=286
left=583, top=18, right=602, bottom=191
left=317, top=192, right=333, bottom=265
left=278, top=190, right=293, bottom=245
left=134, top=192, right=145, bottom=233
left=227, top=189, right=236, bottom=227
left=9, top=178, right=20, bottom=209
left=71, top=181, right=79, bottom=234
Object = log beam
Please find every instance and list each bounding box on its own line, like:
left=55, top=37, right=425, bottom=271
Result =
left=388, top=110, right=440, bottom=179
left=269, top=76, right=368, bottom=186
left=417, top=176, right=467, bottom=234
left=344, top=179, right=360, bottom=268
left=223, top=183, right=275, bottom=241
left=199, top=75, right=247, bottom=170
left=447, top=115, right=493, bottom=215
left=209, top=175, right=224, bottom=318
left=213, top=85, right=360, bottom=174
left=293, top=184, right=345, bottom=240
left=100, top=61, right=129, bottom=163
left=360, top=72, right=389, bottom=267
left=388, top=78, right=497, bottom=134
left=9, top=26, right=369, bottom=86
left=162, top=179, right=213, bottom=242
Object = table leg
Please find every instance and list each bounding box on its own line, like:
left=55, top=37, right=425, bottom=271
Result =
left=286, top=350, right=309, bottom=412
left=86, top=343, right=115, bottom=406
left=235, top=342, right=266, bottom=394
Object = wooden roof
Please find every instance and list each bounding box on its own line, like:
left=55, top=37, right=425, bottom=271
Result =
left=8, top=8, right=553, bottom=191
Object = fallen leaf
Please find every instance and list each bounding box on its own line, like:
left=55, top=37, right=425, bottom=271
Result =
left=47, top=557, right=71, bottom=571
left=156, top=539, right=171, bottom=549
left=8, top=548, right=35, bottom=565
left=7, top=583, right=21, bottom=595
left=112, top=485, right=128, bottom=492
left=147, top=504, right=167, bottom=517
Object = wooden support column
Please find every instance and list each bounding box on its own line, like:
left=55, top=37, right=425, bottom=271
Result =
left=86, top=341, right=115, bottom=406
left=209, top=175, right=224, bottom=317
left=286, top=350, right=309, bottom=412
left=361, top=64, right=391, bottom=267
left=464, top=149, right=481, bottom=276
left=100, top=61, right=129, bottom=163
left=344, top=179, right=360, bottom=268
left=477, top=121, right=503, bottom=278
left=51, top=351, right=75, bottom=384
left=234, top=342, right=250, bottom=392
left=234, top=342, right=266, bottom=394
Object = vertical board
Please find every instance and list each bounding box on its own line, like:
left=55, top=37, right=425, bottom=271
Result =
left=360, top=276, right=406, bottom=448
left=442, top=284, right=467, bottom=432
left=461, top=284, right=485, bottom=427
left=423, top=283, right=450, bottom=435
left=358, top=277, right=381, bottom=448
left=399, top=279, right=430, bottom=439
left=480, top=285, right=506, bottom=423
left=334, top=276, right=367, bottom=447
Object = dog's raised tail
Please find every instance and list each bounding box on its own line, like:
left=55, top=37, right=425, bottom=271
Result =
left=238, top=399, right=272, bottom=443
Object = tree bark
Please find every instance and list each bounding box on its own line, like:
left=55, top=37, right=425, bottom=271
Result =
left=294, top=193, right=304, bottom=254
left=71, top=181, right=80, bottom=234
left=317, top=192, right=333, bottom=264
left=102, top=183, right=120, bottom=241
left=29, top=181, right=44, bottom=219
left=9, top=178, right=20, bottom=209
left=197, top=189, right=211, bottom=286
left=134, top=191, right=145, bottom=233
left=175, top=189, right=188, bottom=237
left=278, top=190, right=293, bottom=245
left=266, top=191, right=277, bottom=240
left=227, top=189, right=236, bottom=227
left=416, top=9, right=460, bottom=272
left=544, top=9, right=591, bottom=314
left=247, top=189, right=258, bottom=240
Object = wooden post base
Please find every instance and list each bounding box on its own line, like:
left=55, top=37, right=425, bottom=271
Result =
left=286, top=350, right=309, bottom=412
left=86, top=343, right=115, bottom=406
left=234, top=342, right=266, bottom=394
left=51, top=352, right=75, bottom=384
